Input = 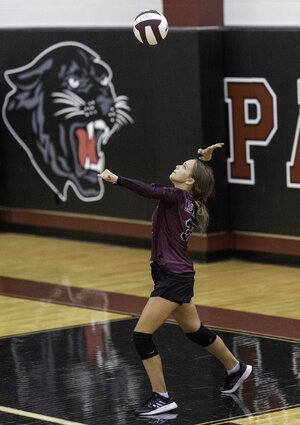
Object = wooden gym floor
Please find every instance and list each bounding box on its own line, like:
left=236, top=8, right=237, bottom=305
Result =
left=0, top=232, right=299, bottom=425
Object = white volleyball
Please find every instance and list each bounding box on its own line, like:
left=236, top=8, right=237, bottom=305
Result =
left=133, top=10, right=168, bottom=46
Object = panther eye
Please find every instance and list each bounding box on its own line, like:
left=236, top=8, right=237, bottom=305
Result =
left=100, top=76, right=109, bottom=86
left=67, top=77, right=80, bottom=89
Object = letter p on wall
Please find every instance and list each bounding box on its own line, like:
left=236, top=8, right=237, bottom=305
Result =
left=224, top=78, right=278, bottom=184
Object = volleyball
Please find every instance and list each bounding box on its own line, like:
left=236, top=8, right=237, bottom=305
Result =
left=133, top=10, right=168, bottom=46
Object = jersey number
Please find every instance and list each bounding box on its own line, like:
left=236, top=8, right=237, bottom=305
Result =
left=181, top=219, right=196, bottom=242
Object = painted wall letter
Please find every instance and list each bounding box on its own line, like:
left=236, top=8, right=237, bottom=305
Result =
left=224, top=78, right=277, bottom=184
left=286, top=79, right=300, bottom=188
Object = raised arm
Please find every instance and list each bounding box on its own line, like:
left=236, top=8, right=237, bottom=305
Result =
left=98, top=169, right=177, bottom=203
left=197, top=143, right=224, bottom=161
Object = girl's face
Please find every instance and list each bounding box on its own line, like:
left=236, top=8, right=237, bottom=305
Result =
left=169, top=159, right=196, bottom=184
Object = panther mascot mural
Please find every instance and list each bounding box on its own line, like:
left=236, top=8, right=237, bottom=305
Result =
left=2, top=41, right=133, bottom=201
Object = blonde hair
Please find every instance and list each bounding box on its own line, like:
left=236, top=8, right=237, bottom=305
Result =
left=191, top=160, right=215, bottom=232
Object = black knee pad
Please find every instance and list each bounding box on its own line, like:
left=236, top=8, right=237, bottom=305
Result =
left=185, top=323, right=217, bottom=347
left=131, top=331, right=159, bottom=360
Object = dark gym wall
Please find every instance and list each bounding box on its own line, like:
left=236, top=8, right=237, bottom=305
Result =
left=223, top=28, right=300, bottom=263
left=224, top=28, right=300, bottom=237
left=0, top=27, right=299, bottom=262
left=0, top=29, right=211, bottom=216
left=0, top=28, right=229, bottom=260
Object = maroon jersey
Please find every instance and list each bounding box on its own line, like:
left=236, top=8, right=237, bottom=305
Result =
left=117, top=176, right=196, bottom=273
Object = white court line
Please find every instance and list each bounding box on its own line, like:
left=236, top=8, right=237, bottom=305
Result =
left=0, top=406, right=87, bottom=425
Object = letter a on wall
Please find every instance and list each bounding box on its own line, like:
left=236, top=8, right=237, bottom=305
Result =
left=224, top=78, right=278, bottom=184
left=286, top=79, right=300, bottom=188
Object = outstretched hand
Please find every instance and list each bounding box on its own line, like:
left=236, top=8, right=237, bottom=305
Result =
left=197, top=143, right=224, bottom=161
left=98, top=169, right=118, bottom=184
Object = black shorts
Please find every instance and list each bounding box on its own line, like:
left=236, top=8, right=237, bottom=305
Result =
left=150, top=261, right=195, bottom=305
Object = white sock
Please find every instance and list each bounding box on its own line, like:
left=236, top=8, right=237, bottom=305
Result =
left=157, top=392, right=169, bottom=398
left=227, top=362, right=240, bottom=375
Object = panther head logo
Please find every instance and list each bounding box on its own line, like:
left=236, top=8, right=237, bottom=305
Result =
left=2, top=41, right=133, bottom=201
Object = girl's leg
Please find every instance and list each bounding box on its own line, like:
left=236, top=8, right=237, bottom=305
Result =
left=134, top=296, right=179, bottom=393
left=172, top=302, right=238, bottom=369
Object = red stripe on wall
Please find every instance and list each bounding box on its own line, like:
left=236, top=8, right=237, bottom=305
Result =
left=163, top=0, right=224, bottom=27
left=233, top=232, right=300, bottom=256
left=0, top=207, right=229, bottom=253
left=188, top=232, right=233, bottom=252
left=1, top=208, right=300, bottom=257
left=0, top=208, right=152, bottom=239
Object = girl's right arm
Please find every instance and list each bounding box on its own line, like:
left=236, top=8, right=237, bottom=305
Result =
left=99, top=169, right=119, bottom=184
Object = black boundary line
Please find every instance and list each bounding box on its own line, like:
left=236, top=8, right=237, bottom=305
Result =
left=0, top=315, right=135, bottom=340
left=207, top=325, right=300, bottom=344
left=1, top=303, right=299, bottom=351
left=164, top=320, right=300, bottom=343
left=0, top=290, right=300, bottom=343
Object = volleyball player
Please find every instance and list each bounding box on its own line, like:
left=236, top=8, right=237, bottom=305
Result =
left=99, top=144, right=252, bottom=416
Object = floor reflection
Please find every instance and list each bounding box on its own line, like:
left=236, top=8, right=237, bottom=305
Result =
left=136, top=413, right=178, bottom=425
left=0, top=319, right=298, bottom=424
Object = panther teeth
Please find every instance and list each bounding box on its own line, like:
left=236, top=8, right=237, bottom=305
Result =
left=84, top=156, right=103, bottom=173
left=86, top=119, right=108, bottom=141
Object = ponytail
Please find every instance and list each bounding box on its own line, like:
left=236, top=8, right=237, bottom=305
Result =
left=193, top=197, right=210, bottom=233
left=191, top=160, right=215, bottom=233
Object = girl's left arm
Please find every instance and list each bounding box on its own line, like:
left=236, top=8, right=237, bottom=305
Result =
left=197, top=143, right=224, bottom=161
left=98, top=170, right=177, bottom=203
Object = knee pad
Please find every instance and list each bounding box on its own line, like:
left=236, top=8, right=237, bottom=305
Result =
left=131, top=331, right=159, bottom=360
left=185, top=323, right=217, bottom=347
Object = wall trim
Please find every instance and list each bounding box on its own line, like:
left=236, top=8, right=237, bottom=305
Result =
left=0, top=206, right=229, bottom=253
left=0, top=207, right=299, bottom=258
left=233, top=231, right=300, bottom=256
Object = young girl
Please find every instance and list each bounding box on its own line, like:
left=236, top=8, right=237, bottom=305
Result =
left=99, top=144, right=252, bottom=416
